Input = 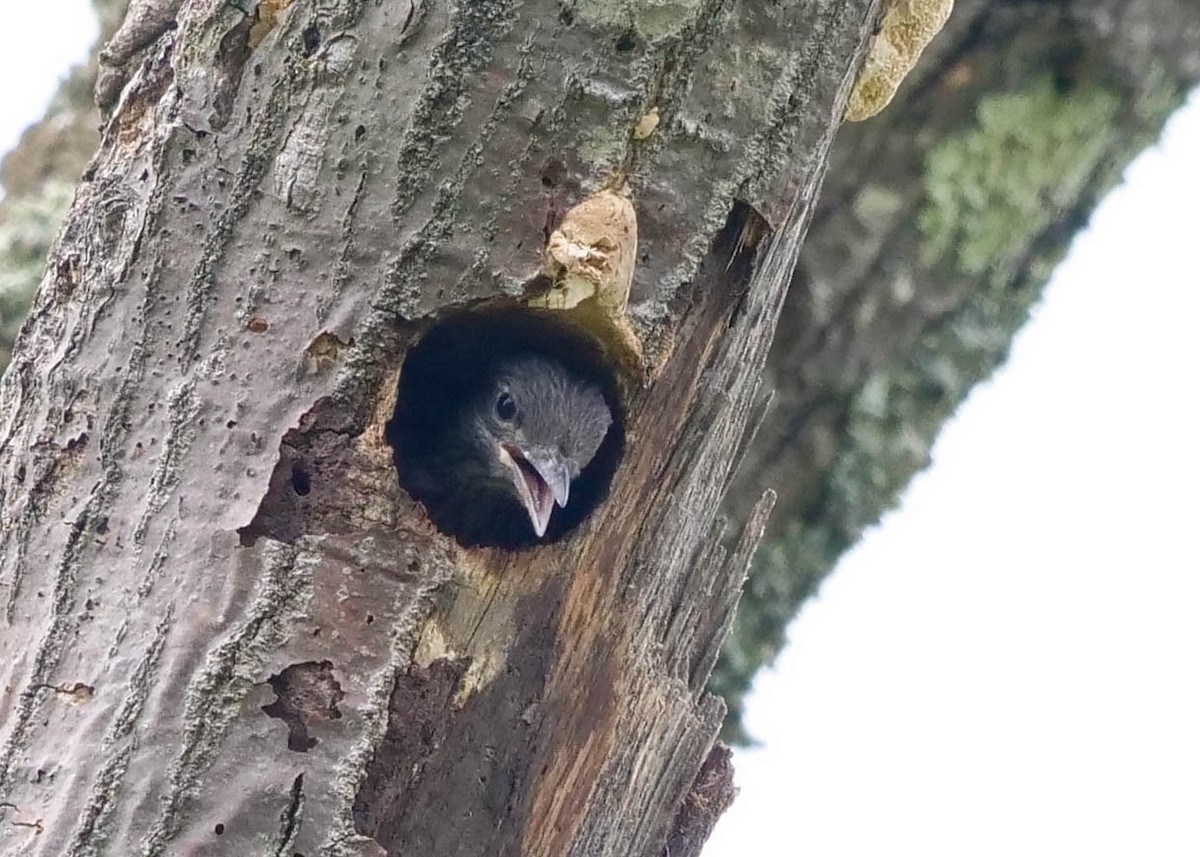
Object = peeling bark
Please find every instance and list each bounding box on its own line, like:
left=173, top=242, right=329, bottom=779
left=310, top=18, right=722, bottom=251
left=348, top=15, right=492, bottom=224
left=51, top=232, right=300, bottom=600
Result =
left=0, top=0, right=878, bottom=853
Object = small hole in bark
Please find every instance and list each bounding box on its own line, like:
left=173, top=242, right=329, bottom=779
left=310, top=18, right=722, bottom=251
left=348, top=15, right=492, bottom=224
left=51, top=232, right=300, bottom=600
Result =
left=615, top=30, right=636, bottom=52
left=262, top=661, right=344, bottom=752
left=291, top=464, right=312, bottom=496
left=301, top=24, right=321, bottom=56
left=558, top=5, right=575, bottom=25
left=366, top=613, right=375, bottom=625
left=539, top=157, right=564, bottom=187
left=215, top=823, right=225, bottom=835
left=354, top=124, right=366, bottom=140
left=388, top=307, right=624, bottom=550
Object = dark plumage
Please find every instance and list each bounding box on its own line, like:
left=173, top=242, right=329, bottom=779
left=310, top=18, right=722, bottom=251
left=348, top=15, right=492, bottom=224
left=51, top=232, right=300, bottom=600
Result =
left=397, top=353, right=613, bottom=547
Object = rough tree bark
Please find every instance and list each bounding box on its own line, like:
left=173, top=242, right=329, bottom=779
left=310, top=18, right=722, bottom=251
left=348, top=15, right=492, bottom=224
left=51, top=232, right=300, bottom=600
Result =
left=0, top=0, right=877, bottom=854
left=5, top=1, right=1199, bottom=747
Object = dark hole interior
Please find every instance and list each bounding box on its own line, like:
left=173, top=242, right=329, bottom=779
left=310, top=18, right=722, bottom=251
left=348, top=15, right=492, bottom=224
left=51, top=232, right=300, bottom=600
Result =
left=387, top=307, right=624, bottom=550
left=290, top=464, right=312, bottom=496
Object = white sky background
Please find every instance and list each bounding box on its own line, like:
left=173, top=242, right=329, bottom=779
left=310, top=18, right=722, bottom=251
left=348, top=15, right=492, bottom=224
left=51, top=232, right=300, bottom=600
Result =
left=1, top=5, right=1197, bottom=856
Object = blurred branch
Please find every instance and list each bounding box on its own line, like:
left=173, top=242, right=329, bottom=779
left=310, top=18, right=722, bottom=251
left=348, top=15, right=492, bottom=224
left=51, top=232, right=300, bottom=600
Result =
left=0, top=0, right=127, bottom=370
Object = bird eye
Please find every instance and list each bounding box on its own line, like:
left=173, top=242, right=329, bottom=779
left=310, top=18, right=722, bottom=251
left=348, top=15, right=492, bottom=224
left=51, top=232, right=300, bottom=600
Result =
left=495, top=391, right=517, bottom=421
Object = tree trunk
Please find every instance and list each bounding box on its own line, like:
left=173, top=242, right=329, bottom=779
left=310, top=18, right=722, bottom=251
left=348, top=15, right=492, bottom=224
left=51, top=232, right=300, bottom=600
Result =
left=0, top=0, right=876, bottom=853
left=5, top=0, right=1199, bottom=748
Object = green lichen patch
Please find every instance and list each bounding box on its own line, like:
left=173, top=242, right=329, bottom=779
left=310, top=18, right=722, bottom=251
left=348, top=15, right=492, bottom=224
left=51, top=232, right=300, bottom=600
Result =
left=707, top=43, right=788, bottom=122
left=918, top=77, right=1120, bottom=284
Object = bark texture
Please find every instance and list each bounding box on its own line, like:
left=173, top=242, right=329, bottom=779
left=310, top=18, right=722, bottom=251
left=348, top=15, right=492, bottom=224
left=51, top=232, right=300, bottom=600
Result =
left=2, top=0, right=1198, bottom=750
left=0, top=0, right=876, bottom=853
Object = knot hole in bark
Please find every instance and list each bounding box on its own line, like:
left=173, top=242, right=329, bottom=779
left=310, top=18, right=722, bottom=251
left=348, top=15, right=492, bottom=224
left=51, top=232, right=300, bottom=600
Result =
left=237, top=402, right=368, bottom=547
left=261, top=660, right=344, bottom=752
left=387, top=306, right=625, bottom=549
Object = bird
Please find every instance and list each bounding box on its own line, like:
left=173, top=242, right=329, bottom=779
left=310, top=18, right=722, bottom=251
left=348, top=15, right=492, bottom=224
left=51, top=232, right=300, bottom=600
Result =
left=395, top=352, right=614, bottom=548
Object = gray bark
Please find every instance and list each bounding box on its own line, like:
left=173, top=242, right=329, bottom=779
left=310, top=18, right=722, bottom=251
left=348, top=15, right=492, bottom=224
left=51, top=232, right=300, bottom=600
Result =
left=0, top=0, right=876, bottom=854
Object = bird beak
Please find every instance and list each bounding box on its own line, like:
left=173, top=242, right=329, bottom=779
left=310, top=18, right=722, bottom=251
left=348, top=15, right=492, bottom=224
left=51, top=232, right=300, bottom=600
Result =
left=498, top=444, right=571, bottom=538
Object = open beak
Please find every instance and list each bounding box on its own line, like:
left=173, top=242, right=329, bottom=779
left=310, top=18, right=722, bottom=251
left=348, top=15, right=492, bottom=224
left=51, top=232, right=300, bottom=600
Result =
left=498, top=444, right=571, bottom=538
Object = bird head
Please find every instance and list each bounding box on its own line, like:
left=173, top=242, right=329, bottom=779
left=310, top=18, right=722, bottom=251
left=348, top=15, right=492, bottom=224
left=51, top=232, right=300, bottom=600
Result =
left=468, top=355, right=613, bottom=538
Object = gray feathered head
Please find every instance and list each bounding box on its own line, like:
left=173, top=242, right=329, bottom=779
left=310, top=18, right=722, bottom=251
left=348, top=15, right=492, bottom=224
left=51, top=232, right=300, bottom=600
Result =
left=465, top=355, right=613, bottom=537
